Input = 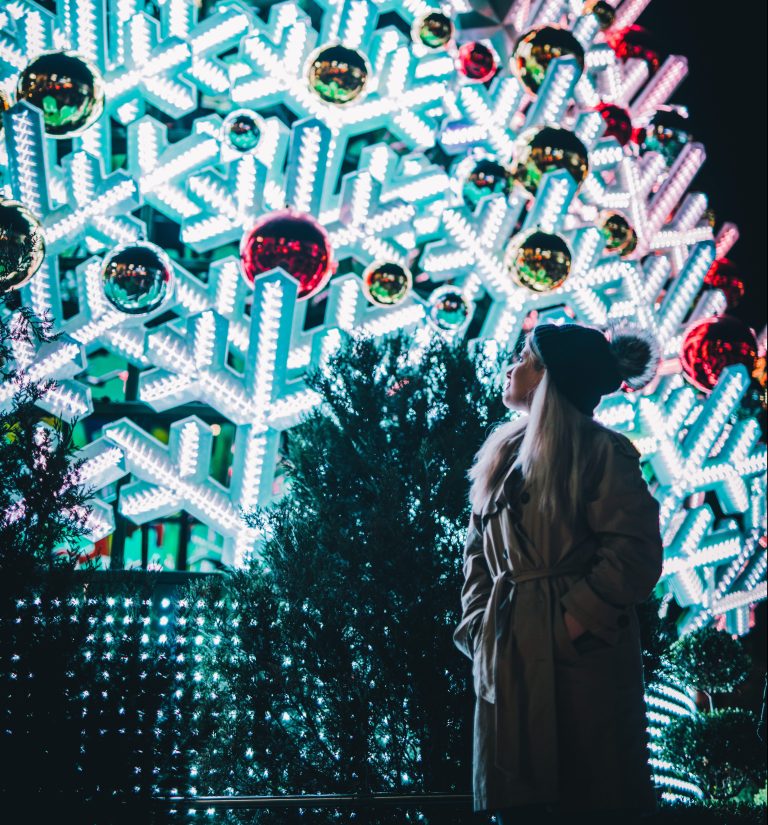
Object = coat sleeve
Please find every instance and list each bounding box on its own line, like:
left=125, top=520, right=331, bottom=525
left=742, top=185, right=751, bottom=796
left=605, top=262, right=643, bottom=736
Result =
left=560, top=432, right=664, bottom=646
left=453, top=510, right=493, bottom=660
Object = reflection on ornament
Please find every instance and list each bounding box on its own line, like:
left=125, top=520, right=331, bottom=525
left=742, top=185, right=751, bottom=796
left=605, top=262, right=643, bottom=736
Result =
left=607, top=26, right=661, bottom=75
left=308, top=44, right=369, bottom=104
left=463, top=159, right=514, bottom=209
left=0, top=201, right=45, bottom=293
left=457, top=42, right=497, bottom=83
left=597, top=103, right=632, bottom=146
left=17, top=51, right=104, bottom=136
left=427, top=286, right=471, bottom=330
left=703, top=259, right=745, bottom=308
left=505, top=230, right=571, bottom=292
left=600, top=212, right=637, bottom=257
left=241, top=210, right=334, bottom=300
left=680, top=316, right=758, bottom=393
left=222, top=109, right=262, bottom=152
left=583, top=0, right=615, bottom=29
left=413, top=11, right=454, bottom=49
left=513, top=26, right=585, bottom=95
left=101, top=242, right=174, bottom=315
left=640, top=110, right=692, bottom=165
left=513, top=127, right=589, bottom=195
left=0, top=88, right=10, bottom=132
left=362, top=262, right=412, bottom=306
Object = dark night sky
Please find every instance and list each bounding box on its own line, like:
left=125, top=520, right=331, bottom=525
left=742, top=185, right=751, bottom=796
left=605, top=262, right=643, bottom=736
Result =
left=638, top=1, right=767, bottom=333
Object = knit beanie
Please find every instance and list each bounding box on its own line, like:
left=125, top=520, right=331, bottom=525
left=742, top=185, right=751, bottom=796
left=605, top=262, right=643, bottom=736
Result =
left=531, top=322, right=659, bottom=416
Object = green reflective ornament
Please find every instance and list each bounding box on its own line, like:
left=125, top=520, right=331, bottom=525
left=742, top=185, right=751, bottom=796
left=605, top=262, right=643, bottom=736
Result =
left=513, top=127, right=589, bottom=195
left=308, top=44, right=369, bottom=105
left=513, top=26, right=585, bottom=95
left=0, top=200, right=45, bottom=292
left=362, top=262, right=412, bottom=306
left=506, top=230, right=571, bottom=292
left=427, top=286, right=470, bottom=330
left=17, top=51, right=104, bottom=137
left=462, top=159, right=514, bottom=210
left=600, top=212, right=638, bottom=257
left=223, top=109, right=262, bottom=152
left=413, top=11, right=454, bottom=49
left=102, top=242, right=174, bottom=315
left=640, top=110, right=692, bottom=165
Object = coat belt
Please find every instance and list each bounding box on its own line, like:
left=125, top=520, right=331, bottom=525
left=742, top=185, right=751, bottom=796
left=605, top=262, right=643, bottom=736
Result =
left=476, top=558, right=593, bottom=780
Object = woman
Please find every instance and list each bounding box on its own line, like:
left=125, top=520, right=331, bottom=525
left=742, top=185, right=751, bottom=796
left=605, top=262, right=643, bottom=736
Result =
left=453, top=322, right=664, bottom=825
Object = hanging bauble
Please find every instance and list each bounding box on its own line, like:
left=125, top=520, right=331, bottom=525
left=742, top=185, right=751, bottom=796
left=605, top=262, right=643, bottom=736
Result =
left=640, top=110, right=692, bottom=165
left=606, top=25, right=661, bottom=75
left=513, top=127, right=589, bottom=195
left=362, top=262, right=412, bottom=306
left=505, top=230, right=571, bottom=292
left=17, top=51, right=104, bottom=137
left=703, top=258, right=745, bottom=308
left=512, top=26, right=585, bottom=95
left=0, top=200, right=45, bottom=293
left=704, top=208, right=716, bottom=229
left=307, top=44, right=369, bottom=104
left=462, top=159, right=514, bottom=210
left=582, top=0, right=615, bottom=29
left=101, top=242, right=174, bottom=314
left=222, top=109, right=262, bottom=153
left=596, top=103, right=632, bottom=146
left=241, top=210, right=333, bottom=300
left=427, top=285, right=471, bottom=330
left=600, top=212, right=638, bottom=257
left=413, top=11, right=454, bottom=49
left=457, top=42, right=497, bottom=83
left=680, top=316, right=758, bottom=393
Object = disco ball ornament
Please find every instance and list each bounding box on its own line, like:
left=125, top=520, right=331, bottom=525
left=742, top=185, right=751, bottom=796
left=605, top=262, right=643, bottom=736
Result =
left=703, top=258, right=745, bottom=308
left=513, top=26, right=585, bottom=95
left=222, top=109, right=262, bottom=152
left=513, top=127, right=589, bottom=195
left=101, top=242, right=174, bottom=314
left=583, top=0, right=615, bottom=29
left=640, top=110, right=692, bottom=165
left=17, top=51, right=104, bottom=136
left=0, top=201, right=45, bottom=293
left=597, top=103, right=632, bottom=146
left=241, top=210, right=334, bottom=300
left=308, top=44, right=369, bottom=104
left=607, top=25, right=661, bottom=75
left=600, top=212, right=638, bottom=257
left=362, top=262, right=412, bottom=306
left=457, top=42, right=497, bottom=83
left=505, top=230, right=571, bottom=292
left=463, top=159, right=514, bottom=209
left=680, top=316, right=758, bottom=393
left=427, top=286, right=471, bottom=331
left=413, top=11, right=454, bottom=48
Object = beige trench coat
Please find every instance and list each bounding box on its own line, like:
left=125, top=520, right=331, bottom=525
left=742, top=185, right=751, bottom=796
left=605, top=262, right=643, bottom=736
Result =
left=454, top=423, right=664, bottom=814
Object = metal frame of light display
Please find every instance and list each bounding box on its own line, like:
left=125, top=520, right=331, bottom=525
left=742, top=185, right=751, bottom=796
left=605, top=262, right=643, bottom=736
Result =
left=1, top=0, right=766, bottom=795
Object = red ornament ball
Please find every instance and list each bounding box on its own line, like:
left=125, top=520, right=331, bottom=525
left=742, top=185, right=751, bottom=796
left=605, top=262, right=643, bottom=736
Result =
left=703, top=259, right=745, bottom=308
left=240, top=211, right=333, bottom=300
left=606, top=25, right=662, bottom=75
left=458, top=42, right=497, bottom=83
left=680, top=315, right=758, bottom=393
left=597, top=103, right=632, bottom=146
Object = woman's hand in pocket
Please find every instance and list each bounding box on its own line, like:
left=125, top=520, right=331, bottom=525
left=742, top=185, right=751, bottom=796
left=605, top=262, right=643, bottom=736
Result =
left=563, top=609, right=587, bottom=642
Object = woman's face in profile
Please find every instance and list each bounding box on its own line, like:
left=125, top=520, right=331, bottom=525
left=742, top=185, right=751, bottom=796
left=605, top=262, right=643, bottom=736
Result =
left=502, top=342, right=544, bottom=411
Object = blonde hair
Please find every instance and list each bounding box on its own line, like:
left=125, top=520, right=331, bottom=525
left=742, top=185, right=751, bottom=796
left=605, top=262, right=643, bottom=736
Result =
left=468, top=332, right=592, bottom=526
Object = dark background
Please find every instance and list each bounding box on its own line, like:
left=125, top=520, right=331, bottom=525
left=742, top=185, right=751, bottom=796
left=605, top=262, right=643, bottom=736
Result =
left=638, top=1, right=767, bottom=333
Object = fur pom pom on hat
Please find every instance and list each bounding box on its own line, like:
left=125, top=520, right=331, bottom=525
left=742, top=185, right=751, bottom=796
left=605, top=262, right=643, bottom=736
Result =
left=531, top=322, right=658, bottom=415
